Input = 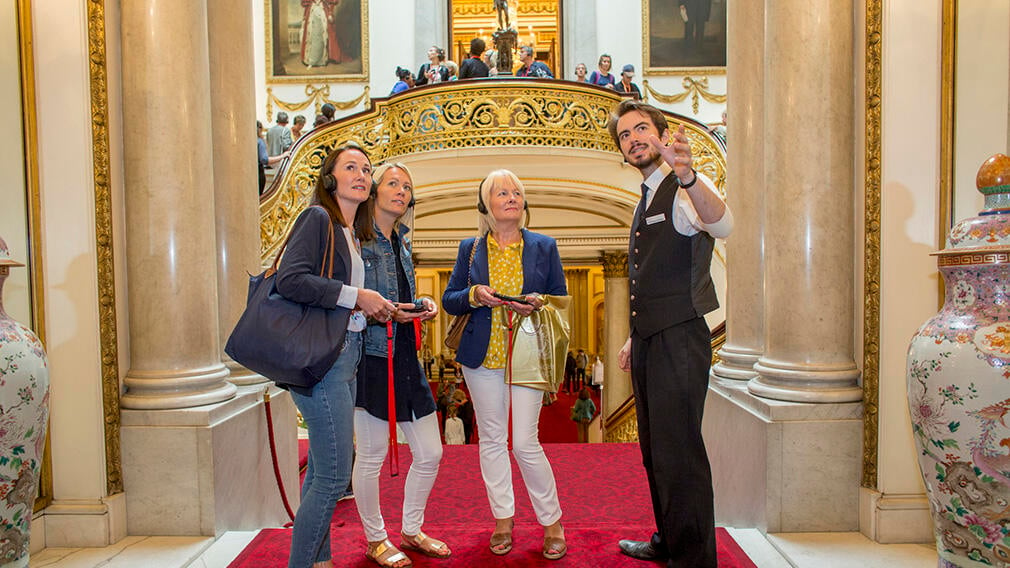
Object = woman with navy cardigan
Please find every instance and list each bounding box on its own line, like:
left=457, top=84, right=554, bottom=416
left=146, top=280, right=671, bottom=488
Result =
left=441, top=169, right=568, bottom=561
left=275, top=143, right=396, bottom=568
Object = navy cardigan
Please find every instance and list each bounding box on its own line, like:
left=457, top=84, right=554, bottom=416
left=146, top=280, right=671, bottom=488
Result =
left=441, top=229, right=567, bottom=369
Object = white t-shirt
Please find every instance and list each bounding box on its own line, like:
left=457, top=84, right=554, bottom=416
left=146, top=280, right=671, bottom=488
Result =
left=334, top=226, right=367, bottom=332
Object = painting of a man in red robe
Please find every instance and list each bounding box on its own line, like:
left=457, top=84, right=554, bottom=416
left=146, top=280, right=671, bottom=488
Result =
left=300, top=0, right=350, bottom=68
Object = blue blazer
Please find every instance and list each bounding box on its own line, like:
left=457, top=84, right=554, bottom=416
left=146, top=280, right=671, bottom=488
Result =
left=442, top=229, right=567, bottom=369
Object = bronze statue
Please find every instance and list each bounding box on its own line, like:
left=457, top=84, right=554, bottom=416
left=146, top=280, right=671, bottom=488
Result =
left=494, top=0, right=511, bottom=30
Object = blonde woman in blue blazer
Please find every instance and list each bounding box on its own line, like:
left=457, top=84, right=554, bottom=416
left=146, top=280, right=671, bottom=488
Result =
left=441, top=169, right=568, bottom=561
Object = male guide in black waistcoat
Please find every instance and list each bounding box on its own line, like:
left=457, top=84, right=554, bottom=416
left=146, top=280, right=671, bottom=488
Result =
left=608, top=99, right=733, bottom=568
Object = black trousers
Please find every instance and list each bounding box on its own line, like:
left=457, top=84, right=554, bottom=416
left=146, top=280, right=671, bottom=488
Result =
left=631, top=317, right=716, bottom=568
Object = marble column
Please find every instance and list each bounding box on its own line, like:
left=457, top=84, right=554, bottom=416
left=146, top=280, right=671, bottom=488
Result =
left=748, top=0, right=862, bottom=403
left=119, top=0, right=236, bottom=409
left=711, top=0, right=766, bottom=382
left=600, top=251, right=630, bottom=420
left=208, top=0, right=266, bottom=385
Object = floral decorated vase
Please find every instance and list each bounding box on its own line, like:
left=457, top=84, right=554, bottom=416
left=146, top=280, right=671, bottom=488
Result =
left=908, top=154, right=1010, bottom=568
left=0, top=236, right=49, bottom=568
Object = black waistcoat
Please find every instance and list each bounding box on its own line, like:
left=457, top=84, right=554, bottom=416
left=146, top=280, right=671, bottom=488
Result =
left=628, top=172, right=718, bottom=338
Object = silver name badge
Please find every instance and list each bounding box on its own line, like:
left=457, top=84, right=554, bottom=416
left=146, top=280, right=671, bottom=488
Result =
left=645, top=213, right=666, bottom=225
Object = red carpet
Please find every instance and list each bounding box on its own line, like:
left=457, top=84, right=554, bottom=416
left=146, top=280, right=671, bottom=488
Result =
left=233, top=443, right=756, bottom=567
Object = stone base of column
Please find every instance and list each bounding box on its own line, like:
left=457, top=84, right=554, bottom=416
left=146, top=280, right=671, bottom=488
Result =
left=749, top=357, right=862, bottom=403
left=39, top=493, right=128, bottom=548
left=705, top=378, right=862, bottom=532
left=858, top=488, right=932, bottom=544
left=711, top=343, right=762, bottom=381
left=121, top=364, right=237, bottom=410
left=223, top=355, right=269, bottom=386
left=121, top=385, right=298, bottom=536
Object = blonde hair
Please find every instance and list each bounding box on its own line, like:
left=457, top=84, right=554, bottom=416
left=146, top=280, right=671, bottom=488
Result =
left=477, top=169, right=529, bottom=236
left=356, top=162, right=415, bottom=242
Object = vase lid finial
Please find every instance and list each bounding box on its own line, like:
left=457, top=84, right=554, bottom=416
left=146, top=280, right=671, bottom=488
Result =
left=0, top=236, right=25, bottom=268
left=976, top=153, right=1010, bottom=198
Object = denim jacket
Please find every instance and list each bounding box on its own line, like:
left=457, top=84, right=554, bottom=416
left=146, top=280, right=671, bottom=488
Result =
left=361, top=222, right=417, bottom=357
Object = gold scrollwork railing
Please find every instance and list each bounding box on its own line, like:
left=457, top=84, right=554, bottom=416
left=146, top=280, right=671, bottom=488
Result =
left=261, top=80, right=728, bottom=264
left=642, top=77, right=727, bottom=116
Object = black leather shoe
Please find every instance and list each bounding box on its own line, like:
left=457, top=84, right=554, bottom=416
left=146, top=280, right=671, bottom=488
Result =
left=618, top=539, right=667, bottom=561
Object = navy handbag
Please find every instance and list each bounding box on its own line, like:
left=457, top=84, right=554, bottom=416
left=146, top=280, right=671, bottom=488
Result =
left=225, top=213, right=346, bottom=389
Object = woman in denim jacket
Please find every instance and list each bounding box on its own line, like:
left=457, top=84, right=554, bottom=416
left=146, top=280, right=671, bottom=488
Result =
left=352, top=163, right=448, bottom=567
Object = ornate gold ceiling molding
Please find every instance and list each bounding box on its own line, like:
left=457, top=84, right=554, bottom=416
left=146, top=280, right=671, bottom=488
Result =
left=642, top=77, right=727, bottom=116
left=861, top=0, right=883, bottom=490
left=266, top=85, right=370, bottom=123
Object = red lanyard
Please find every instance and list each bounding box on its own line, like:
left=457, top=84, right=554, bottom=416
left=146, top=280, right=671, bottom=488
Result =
left=506, top=310, right=515, bottom=452
left=386, top=321, right=399, bottom=477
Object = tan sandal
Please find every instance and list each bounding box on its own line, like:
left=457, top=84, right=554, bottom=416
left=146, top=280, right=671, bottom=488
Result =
left=489, top=518, right=514, bottom=556
left=543, top=523, right=567, bottom=560
left=400, top=530, right=451, bottom=558
left=365, top=539, right=412, bottom=568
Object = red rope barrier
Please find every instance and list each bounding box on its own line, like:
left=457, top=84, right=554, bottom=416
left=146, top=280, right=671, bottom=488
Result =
left=263, top=389, right=295, bottom=526
left=386, top=320, right=399, bottom=477
left=506, top=310, right=514, bottom=452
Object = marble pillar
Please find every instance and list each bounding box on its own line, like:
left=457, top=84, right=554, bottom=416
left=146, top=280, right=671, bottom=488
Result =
left=118, top=0, right=297, bottom=537
left=119, top=0, right=236, bottom=410
left=208, top=0, right=266, bottom=385
left=600, top=251, right=630, bottom=421
left=748, top=0, right=862, bottom=403
left=711, top=0, right=765, bottom=382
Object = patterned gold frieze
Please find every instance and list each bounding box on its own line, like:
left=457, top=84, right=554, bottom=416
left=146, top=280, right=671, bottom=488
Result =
left=86, top=0, right=124, bottom=496
left=260, top=80, right=728, bottom=264
left=862, top=0, right=882, bottom=490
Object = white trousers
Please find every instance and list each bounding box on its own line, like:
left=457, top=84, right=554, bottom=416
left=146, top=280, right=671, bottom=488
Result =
left=352, top=409, right=443, bottom=541
left=463, top=365, right=562, bottom=526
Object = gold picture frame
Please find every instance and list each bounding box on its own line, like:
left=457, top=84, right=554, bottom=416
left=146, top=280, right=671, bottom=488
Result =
left=642, top=0, right=727, bottom=76
left=265, top=0, right=369, bottom=83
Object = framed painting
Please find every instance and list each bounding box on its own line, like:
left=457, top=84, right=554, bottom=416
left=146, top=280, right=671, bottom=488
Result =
left=643, top=0, right=727, bottom=75
left=265, top=0, right=369, bottom=83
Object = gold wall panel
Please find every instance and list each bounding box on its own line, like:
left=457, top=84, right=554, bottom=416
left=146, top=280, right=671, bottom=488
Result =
left=862, top=0, right=883, bottom=489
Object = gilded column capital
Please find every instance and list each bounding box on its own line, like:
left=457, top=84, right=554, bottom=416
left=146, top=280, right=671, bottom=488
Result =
left=600, top=251, right=628, bottom=278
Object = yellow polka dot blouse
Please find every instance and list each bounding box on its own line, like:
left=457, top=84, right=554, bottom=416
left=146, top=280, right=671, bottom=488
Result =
left=483, top=233, right=524, bottom=369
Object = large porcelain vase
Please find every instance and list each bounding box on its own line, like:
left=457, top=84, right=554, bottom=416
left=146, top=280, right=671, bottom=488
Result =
left=908, top=155, right=1010, bottom=568
left=0, top=237, right=49, bottom=568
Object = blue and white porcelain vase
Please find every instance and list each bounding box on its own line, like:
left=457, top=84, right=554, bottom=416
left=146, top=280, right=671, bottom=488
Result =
left=908, top=154, right=1010, bottom=568
left=0, top=236, right=49, bottom=567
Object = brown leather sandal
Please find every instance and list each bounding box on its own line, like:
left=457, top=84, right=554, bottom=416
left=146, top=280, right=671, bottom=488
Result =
left=542, top=523, right=567, bottom=560
left=365, top=539, right=412, bottom=568
left=489, top=518, right=514, bottom=556
left=400, top=530, right=451, bottom=558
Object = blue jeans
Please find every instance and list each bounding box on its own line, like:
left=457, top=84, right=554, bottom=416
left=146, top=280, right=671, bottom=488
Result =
left=288, top=332, right=361, bottom=568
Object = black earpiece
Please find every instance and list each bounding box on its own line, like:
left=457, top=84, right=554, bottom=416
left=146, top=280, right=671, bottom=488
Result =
left=322, top=174, right=337, bottom=192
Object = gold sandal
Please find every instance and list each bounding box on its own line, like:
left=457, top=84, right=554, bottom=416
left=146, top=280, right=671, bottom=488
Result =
left=489, top=518, right=514, bottom=556
left=543, top=523, right=567, bottom=560
left=400, top=530, right=451, bottom=558
left=365, top=539, right=412, bottom=568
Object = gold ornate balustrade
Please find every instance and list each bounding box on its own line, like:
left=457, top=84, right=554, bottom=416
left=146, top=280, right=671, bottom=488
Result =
left=259, top=80, right=727, bottom=264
